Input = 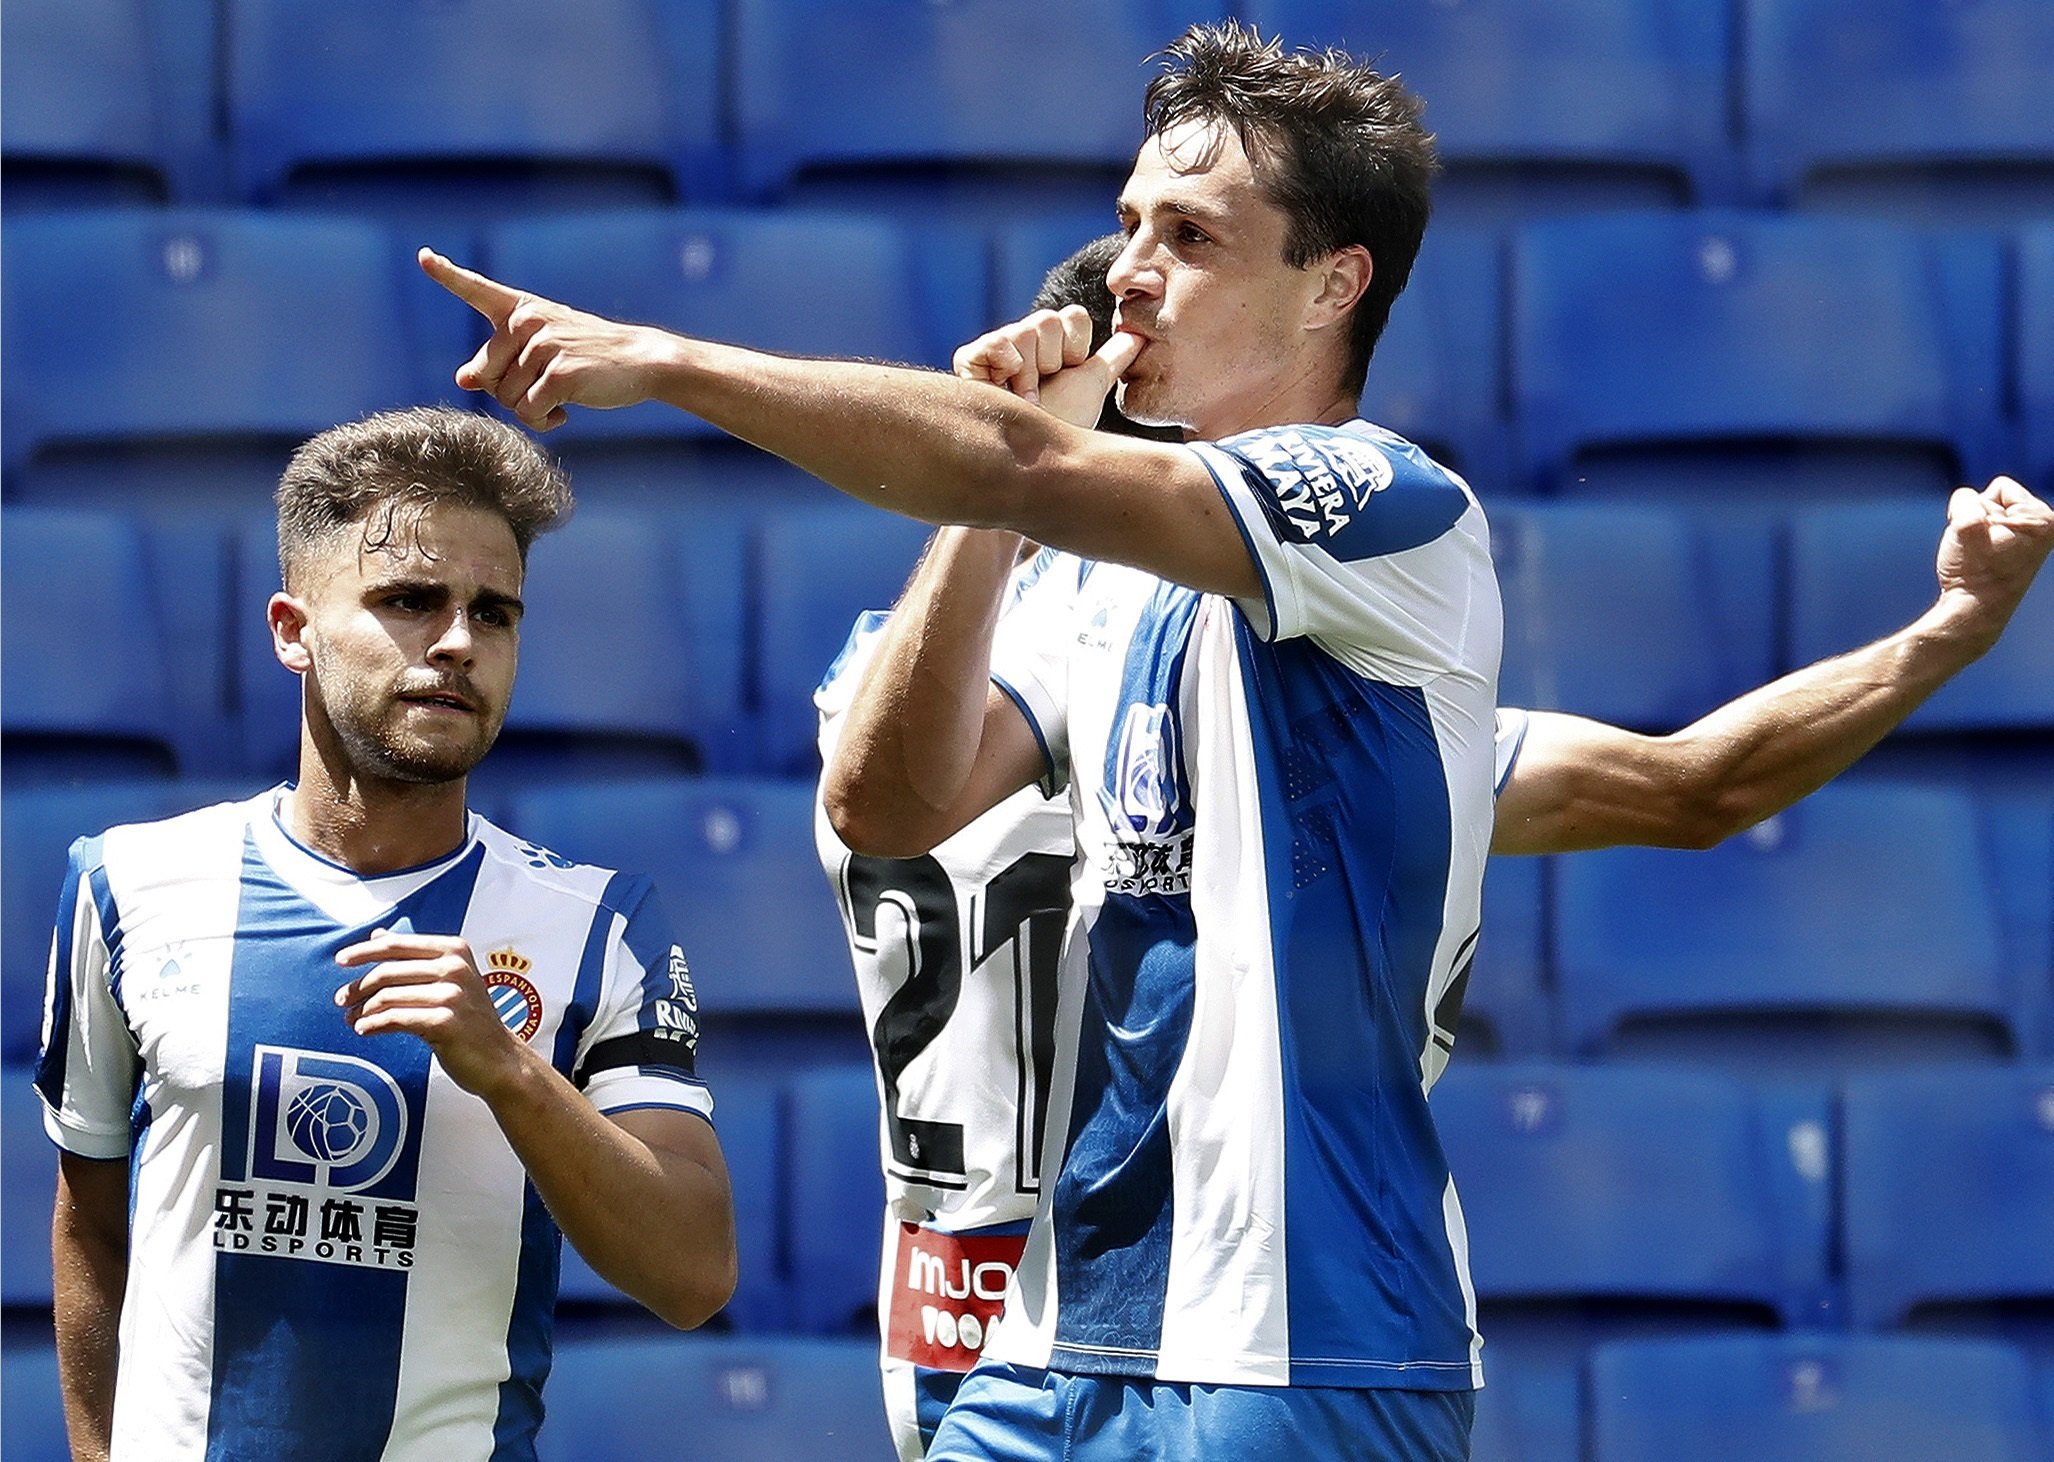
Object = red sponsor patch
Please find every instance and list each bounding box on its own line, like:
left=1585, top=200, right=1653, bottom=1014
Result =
left=885, top=1223, right=1026, bottom=1372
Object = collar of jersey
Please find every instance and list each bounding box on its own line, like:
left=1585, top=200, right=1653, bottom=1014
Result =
left=253, top=785, right=480, bottom=920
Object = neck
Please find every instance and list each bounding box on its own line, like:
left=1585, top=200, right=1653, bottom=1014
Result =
left=286, top=735, right=471, bottom=875
left=1187, top=370, right=1359, bottom=442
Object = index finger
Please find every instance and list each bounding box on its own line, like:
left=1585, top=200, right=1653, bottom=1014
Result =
left=335, top=927, right=468, bottom=968
left=418, top=247, right=522, bottom=326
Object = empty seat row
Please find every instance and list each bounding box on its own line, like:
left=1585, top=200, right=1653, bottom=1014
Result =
left=8, top=208, right=2049, bottom=514
left=7, top=0, right=2052, bottom=227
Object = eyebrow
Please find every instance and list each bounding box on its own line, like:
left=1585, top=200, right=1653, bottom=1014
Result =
left=1116, top=194, right=1232, bottom=227
left=368, top=575, right=526, bottom=619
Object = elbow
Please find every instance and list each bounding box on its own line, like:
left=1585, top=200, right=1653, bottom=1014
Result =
left=822, top=778, right=946, bottom=859
left=652, top=1237, right=738, bottom=1332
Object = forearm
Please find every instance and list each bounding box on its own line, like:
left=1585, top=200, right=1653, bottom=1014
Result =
left=824, top=527, right=1023, bottom=855
left=485, top=1049, right=734, bottom=1328
left=649, top=337, right=1064, bottom=531
left=1658, top=591, right=1991, bottom=838
left=52, top=1168, right=127, bottom=1462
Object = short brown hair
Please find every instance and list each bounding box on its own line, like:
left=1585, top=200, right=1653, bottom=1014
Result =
left=1144, top=21, right=1438, bottom=397
left=275, top=406, right=571, bottom=586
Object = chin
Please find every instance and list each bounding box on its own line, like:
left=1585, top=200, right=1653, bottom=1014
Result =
left=1114, top=378, right=1190, bottom=433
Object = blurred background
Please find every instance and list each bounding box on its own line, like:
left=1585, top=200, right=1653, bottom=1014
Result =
left=2, top=2, right=2051, bottom=1458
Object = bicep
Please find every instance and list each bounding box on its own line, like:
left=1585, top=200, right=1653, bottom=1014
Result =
left=1007, top=436, right=1261, bottom=601
left=929, top=685, right=1052, bottom=844
left=54, top=1151, right=129, bottom=1255
left=1491, top=711, right=1686, bottom=855
left=608, top=1108, right=730, bottom=1192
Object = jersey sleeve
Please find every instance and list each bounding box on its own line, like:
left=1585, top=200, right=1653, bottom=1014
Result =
left=1189, top=425, right=1492, bottom=680
left=571, top=878, right=715, bottom=1125
left=36, top=836, right=140, bottom=1159
left=987, top=547, right=1079, bottom=797
left=1493, top=707, right=1530, bottom=797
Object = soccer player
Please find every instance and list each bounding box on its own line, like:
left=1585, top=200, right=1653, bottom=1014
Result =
left=36, top=408, right=737, bottom=1462
left=820, top=238, right=2054, bottom=1460
left=416, top=22, right=2043, bottom=1457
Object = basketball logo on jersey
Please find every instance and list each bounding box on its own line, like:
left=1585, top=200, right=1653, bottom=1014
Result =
left=484, top=947, right=543, bottom=1043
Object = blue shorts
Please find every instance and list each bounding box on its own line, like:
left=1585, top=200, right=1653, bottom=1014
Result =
left=926, top=1362, right=1476, bottom=1461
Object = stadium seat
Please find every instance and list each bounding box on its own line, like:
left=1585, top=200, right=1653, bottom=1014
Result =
left=1790, top=501, right=2054, bottom=732
left=0, top=508, right=235, bottom=783
left=1841, top=1066, right=2054, bottom=1331
left=1462, top=851, right=1550, bottom=1059
left=225, top=0, right=713, bottom=218
left=2, top=781, right=263, bottom=1062
left=1492, top=502, right=1746, bottom=731
left=1588, top=1332, right=2046, bottom=1462
left=1, top=210, right=433, bottom=508
left=536, top=1334, right=890, bottom=1460
left=1512, top=210, right=2007, bottom=687
left=1, top=1343, right=67, bottom=1462
left=2022, top=225, right=2054, bottom=492
left=3, top=1071, right=58, bottom=1307
left=1433, top=1064, right=1825, bottom=1460
left=754, top=504, right=938, bottom=776
left=730, top=0, right=1221, bottom=217
left=502, top=779, right=856, bottom=1019
left=1, top=0, right=172, bottom=208
left=1745, top=0, right=2054, bottom=223
left=785, top=1064, right=887, bottom=1336
left=558, top=1072, right=786, bottom=1330
left=1554, top=782, right=2018, bottom=1067
left=1246, top=0, right=1737, bottom=221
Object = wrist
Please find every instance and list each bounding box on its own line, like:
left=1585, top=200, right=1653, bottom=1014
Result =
left=1916, top=587, right=2005, bottom=662
left=472, top=1036, right=548, bottom=1113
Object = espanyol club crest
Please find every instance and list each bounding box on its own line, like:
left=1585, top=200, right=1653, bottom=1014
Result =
left=483, top=947, right=543, bottom=1043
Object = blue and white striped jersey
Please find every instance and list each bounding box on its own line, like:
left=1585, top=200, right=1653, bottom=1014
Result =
left=35, top=790, right=712, bottom=1462
left=984, top=421, right=1502, bottom=1390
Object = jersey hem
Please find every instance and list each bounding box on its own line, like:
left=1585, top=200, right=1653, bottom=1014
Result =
left=1035, top=1338, right=1482, bottom=1391
left=990, top=672, right=1058, bottom=793
left=41, top=1102, right=131, bottom=1159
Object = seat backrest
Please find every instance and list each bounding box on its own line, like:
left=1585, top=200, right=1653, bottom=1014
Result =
left=502, top=778, right=856, bottom=1019
left=1553, top=782, right=2015, bottom=1064
left=1790, top=501, right=2054, bottom=732
left=730, top=0, right=1221, bottom=201
left=225, top=0, right=705, bottom=204
left=1744, top=0, right=2054, bottom=220
left=2, top=211, right=422, bottom=478
left=2022, top=225, right=2054, bottom=491
left=536, top=1335, right=887, bottom=1460
left=1492, top=502, right=1742, bottom=731
left=481, top=210, right=986, bottom=446
left=754, top=505, right=939, bottom=776
left=1511, top=211, right=2003, bottom=484
left=1432, top=1064, right=1811, bottom=1318
left=1841, top=1066, right=2054, bottom=1329
left=2, top=1074, right=58, bottom=1307
left=1588, top=1332, right=2045, bottom=1462
left=783, top=1064, right=887, bottom=1336
left=1247, top=0, right=1736, bottom=214
left=0, top=0, right=166, bottom=204
left=0, top=1343, right=67, bottom=1462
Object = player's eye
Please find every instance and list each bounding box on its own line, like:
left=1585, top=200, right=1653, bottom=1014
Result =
left=1177, top=223, right=1211, bottom=246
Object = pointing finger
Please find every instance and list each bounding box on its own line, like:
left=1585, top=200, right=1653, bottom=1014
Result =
left=1094, top=330, right=1145, bottom=382
left=418, top=247, right=523, bottom=326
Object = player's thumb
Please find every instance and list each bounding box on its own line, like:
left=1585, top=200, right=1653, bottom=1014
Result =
left=1948, top=484, right=1988, bottom=530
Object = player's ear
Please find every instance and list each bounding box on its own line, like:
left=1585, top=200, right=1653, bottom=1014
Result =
left=1304, top=245, right=1372, bottom=332
left=270, top=592, right=313, bottom=675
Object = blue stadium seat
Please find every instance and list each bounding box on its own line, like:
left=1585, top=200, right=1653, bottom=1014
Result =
left=557, top=1072, right=786, bottom=1330
left=2022, top=225, right=2054, bottom=492
left=1, top=1343, right=67, bottom=1462
left=1433, top=1064, right=1826, bottom=1459
left=1, top=210, right=433, bottom=507
left=1553, top=782, right=2018, bottom=1067
left=1745, top=0, right=2054, bottom=223
left=1790, top=501, right=2054, bottom=732
left=1841, top=1067, right=2054, bottom=1330
left=2, top=781, right=262, bottom=1062
left=785, top=1064, right=887, bottom=1336
left=1492, top=502, right=1747, bottom=730
left=536, top=1334, right=890, bottom=1460
left=1, top=507, right=236, bottom=782
left=1588, top=1333, right=2046, bottom=1462
left=754, top=504, right=938, bottom=777
left=1247, top=0, right=1737, bottom=221
left=731, top=0, right=1220, bottom=217
left=991, top=216, right=1126, bottom=323
left=1512, top=210, right=2006, bottom=687
left=3, top=1071, right=57, bottom=1307
left=502, top=779, right=856, bottom=1019
left=225, top=0, right=713, bottom=218
left=1462, top=851, right=1550, bottom=1059
left=1, top=0, right=171, bottom=208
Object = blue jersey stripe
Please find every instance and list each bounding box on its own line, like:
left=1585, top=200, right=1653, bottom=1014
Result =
left=1231, top=624, right=1475, bottom=1387
left=207, top=837, right=486, bottom=1458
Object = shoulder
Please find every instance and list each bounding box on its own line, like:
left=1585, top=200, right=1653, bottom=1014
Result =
left=91, top=794, right=262, bottom=878
left=472, top=818, right=657, bottom=924
left=1195, top=421, right=1477, bottom=558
